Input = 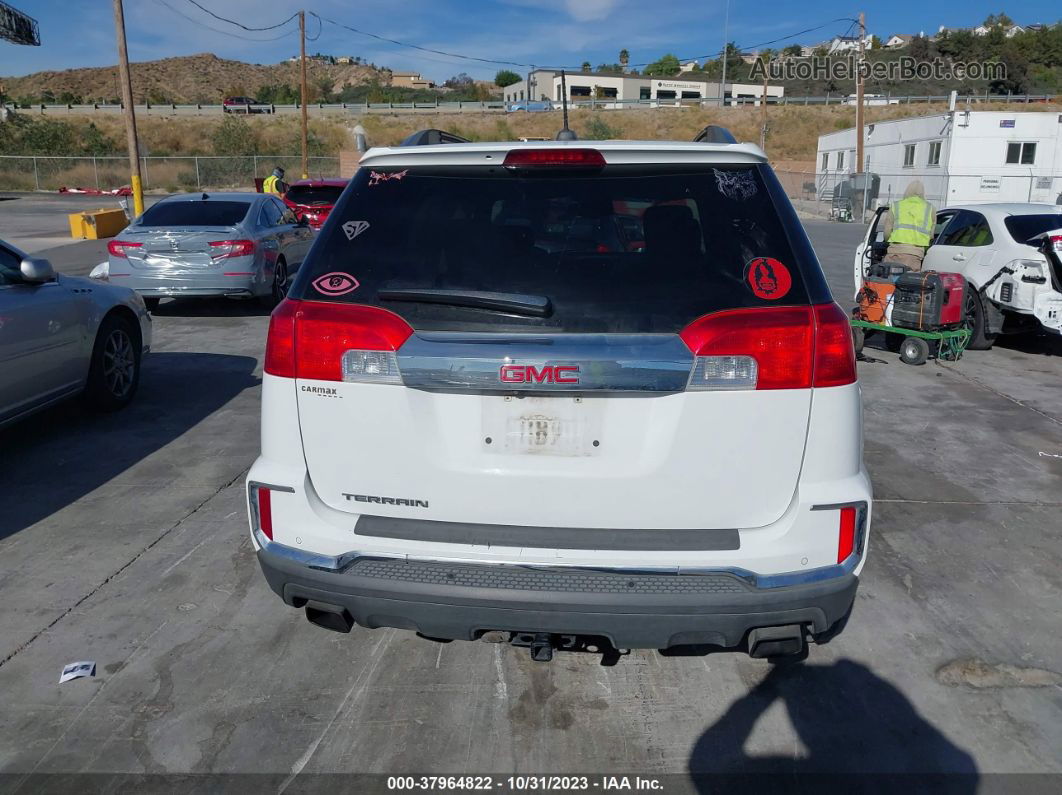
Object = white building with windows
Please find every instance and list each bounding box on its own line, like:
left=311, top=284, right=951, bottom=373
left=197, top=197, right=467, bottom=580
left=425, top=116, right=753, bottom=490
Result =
left=816, top=111, right=1062, bottom=206
left=501, top=69, right=782, bottom=106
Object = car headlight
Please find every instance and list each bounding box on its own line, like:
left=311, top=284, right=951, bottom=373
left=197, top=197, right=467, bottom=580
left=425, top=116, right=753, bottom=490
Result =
left=89, top=261, right=109, bottom=280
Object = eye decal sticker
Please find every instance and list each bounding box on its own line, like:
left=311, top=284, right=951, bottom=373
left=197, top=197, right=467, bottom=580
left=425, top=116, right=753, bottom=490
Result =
left=342, top=220, right=370, bottom=240
left=312, top=272, right=360, bottom=296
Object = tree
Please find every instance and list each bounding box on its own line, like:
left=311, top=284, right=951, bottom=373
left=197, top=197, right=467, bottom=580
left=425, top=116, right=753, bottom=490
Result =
left=644, top=53, right=681, bottom=76
left=619, top=48, right=630, bottom=70
left=494, top=69, right=521, bottom=87
left=983, top=12, right=1014, bottom=29
left=782, top=44, right=802, bottom=57
left=909, top=35, right=931, bottom=60
left=581, top=61, right=592, bottom=72
left=595, top=63, right=623, bottom=73
left=870, top=35, right=883, bottom=50
left=812, top=45, right=829, bottom=58
left=444, top=73, right=474, bottom=88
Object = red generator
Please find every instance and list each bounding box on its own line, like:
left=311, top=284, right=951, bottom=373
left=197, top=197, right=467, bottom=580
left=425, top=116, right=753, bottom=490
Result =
left=891, top=271, right=967, bottom=331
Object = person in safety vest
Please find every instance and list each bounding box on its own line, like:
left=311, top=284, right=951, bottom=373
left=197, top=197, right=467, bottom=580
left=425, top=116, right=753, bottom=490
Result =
left=263, top=167, right=288, bottom=196
left=880, top=180, right=936, bottom=271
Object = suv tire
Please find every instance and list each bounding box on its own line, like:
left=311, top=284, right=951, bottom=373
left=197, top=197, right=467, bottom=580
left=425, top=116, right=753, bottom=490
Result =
left=965, top=288, right=996, bottom=350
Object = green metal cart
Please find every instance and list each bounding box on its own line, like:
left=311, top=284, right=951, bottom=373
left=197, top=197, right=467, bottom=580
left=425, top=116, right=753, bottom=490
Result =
left=850, top=318, right=972, bottom=366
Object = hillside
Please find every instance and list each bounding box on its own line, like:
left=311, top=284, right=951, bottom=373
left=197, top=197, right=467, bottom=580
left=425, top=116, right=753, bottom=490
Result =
left=0, top=53, right=389, bottom=105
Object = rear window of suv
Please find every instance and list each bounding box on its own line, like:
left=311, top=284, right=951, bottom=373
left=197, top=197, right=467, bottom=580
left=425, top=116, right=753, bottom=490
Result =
left=293, top=162, right=825, bottom=333
left=1005, top=214, right=1062, bottom=245
left=139, top=201, right=251, bottom=227
left=286, top=185, right=345, bottom=206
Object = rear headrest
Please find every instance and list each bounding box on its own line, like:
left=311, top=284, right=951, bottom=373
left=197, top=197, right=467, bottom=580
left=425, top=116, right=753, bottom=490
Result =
left=643, top=204, right=701, bottom=259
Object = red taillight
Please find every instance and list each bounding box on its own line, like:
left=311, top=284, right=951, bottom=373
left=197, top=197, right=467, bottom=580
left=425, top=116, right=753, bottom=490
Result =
left=107, top=240, right=141, bottom=258
left=837, top=506, right=856, bottom=563
left=680, top=306, right=814, bottom=390
left=209, top=239, right=255, bottom=259
left=813, top=303, right=857, bottom=388
left=258, top=487, right=274, bottom=540
left=263, top=298, right=414, bottom=381
left=503, top=148, right=606, bottom=168
left=679, top=303, right=856, bottom=390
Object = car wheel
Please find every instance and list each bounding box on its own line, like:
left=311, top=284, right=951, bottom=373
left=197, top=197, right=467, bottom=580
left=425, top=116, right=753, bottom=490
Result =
left=262, top=259, right=288, bottom=308
left=964, top=287, right=995, bottom=350
left=899, top=336, right=930, bottom=366
left=143, top=297, right=160, bottom=311
left=84, top=314, right=141, bottom=411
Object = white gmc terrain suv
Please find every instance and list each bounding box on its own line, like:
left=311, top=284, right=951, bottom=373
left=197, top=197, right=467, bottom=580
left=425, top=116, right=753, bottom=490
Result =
left=247, top=128, right=871, bottom=661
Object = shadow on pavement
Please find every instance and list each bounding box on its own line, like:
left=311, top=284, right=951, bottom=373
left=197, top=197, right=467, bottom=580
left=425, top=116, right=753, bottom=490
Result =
left=149, top=296, right=273, bottom=318
left=0, top=351, right=259, bottom=541
left=688, top=659, right=978, bottom=791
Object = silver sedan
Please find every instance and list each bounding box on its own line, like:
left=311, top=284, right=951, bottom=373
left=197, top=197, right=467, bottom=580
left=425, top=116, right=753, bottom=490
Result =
left=0, top=239, right=152, bottom=428
left=104, top=192, right=314, bottom=310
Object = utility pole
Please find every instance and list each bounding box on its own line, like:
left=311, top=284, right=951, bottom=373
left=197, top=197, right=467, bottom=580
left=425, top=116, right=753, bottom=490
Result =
left=299, top=10, right=309, bottom=178
left=855, top=11, right=866, bottom=219
left=855, top=12, right=866, bottom=168
left=112, top=0, right=143, bottom=217
left=719, top=0, right=730, bottom=108
left=759, top=55, right=769, bottom=150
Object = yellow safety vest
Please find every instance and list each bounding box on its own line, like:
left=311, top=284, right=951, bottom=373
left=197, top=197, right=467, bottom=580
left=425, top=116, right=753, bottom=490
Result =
left=263, top=175, right=281, bottom=195
left=888, top=196, right=934, bottom=247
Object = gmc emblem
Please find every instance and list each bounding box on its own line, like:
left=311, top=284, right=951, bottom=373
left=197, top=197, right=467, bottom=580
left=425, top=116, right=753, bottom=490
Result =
left=499, top=364, right=581, bottom=384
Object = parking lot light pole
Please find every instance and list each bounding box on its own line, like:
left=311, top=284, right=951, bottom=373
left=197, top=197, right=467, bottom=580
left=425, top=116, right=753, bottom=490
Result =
left=112, top=0, right=144, bottom=217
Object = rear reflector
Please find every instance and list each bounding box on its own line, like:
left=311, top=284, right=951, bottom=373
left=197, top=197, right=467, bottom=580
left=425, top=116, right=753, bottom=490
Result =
left=679, top=303, right=856, bottom=390
left=257, top=487, right=274, bottom=541
left=503, top=148, right=606, bottom=168
left=107, top=240, right=142, bottom=258
left=264, top=299, right=414, bottom=382
left=813, top=303, right=858, bottom=388
left=209, top=239, right=255, bottom=259
left=837, top=506, right=856, bottom=563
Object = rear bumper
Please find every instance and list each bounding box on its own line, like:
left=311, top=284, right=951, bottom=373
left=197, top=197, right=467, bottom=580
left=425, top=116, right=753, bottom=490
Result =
left=254, top=529, right=859, bottom=649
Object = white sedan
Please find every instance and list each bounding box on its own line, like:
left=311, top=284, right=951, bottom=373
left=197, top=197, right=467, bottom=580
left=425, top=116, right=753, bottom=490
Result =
left=854, top=202, right=1062, bottom=348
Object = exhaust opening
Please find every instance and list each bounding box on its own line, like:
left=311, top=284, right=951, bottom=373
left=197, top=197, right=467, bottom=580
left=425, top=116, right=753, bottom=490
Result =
left=305, top=600, right=354, bottom=633
left=747, top=624, right=805, bottom=659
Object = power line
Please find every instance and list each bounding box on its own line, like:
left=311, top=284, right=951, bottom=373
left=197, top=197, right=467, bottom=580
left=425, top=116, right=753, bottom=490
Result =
left=180, top=0, right=298, bottom=32
left=309, top=12, right=533, bottom=68
left=155, top=0, right=297, bottom=41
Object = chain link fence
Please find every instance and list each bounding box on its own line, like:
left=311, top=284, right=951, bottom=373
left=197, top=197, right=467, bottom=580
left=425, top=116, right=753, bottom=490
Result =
left=775, top=169, right=1062, bottom=221
left=0, top=155, right=341, bottom=193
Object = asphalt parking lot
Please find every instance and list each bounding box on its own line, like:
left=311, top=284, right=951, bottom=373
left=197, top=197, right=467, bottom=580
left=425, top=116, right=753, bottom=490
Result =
left=1, top=194, right=1060, bottom=789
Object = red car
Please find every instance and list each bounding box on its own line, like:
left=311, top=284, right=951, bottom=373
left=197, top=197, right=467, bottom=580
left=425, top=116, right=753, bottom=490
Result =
left=282, top=179, right=349, bottom=229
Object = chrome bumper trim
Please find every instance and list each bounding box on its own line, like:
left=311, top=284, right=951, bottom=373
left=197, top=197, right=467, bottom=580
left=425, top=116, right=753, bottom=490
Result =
left=250, top=525, right=861, bottom=590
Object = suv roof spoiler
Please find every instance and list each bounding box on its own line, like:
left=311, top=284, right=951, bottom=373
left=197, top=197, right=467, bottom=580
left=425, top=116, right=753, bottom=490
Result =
left=693, top=125, right=737, bottom=144
left=400, top=129, right=471, bottom=147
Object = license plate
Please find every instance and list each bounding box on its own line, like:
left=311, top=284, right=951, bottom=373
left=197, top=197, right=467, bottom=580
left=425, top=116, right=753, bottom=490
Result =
left=482, top=396, right=602, bottom=457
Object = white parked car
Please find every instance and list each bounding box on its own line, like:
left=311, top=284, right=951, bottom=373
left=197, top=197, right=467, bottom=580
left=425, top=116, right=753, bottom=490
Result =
left=855, top=202, right=1062, bottom=347
left=247, top=132, right=870, bottom=661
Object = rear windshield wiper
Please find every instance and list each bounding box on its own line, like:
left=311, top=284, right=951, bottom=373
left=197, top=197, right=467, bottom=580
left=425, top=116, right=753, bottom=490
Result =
left=378, top=288, right=552, bottom=317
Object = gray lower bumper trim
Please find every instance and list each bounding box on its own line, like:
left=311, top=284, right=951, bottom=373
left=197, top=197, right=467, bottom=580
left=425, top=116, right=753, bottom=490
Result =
left=255, top=542, right=859, bottom=649
left=353, top=514, right=739, bottom=551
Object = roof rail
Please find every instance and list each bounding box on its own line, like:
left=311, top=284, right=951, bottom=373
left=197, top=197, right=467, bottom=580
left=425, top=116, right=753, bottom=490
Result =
left=692, top=125, right=737, bottom=144
left=400, top=129, right=471, bottom=147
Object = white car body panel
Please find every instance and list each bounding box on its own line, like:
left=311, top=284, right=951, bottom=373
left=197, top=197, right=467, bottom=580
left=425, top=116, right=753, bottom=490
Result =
left=854, top=202, right=1062, bottom=334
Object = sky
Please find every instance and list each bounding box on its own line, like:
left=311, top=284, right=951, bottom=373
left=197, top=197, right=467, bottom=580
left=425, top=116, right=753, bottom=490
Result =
left=1, top=0, right=1059, bottom=81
